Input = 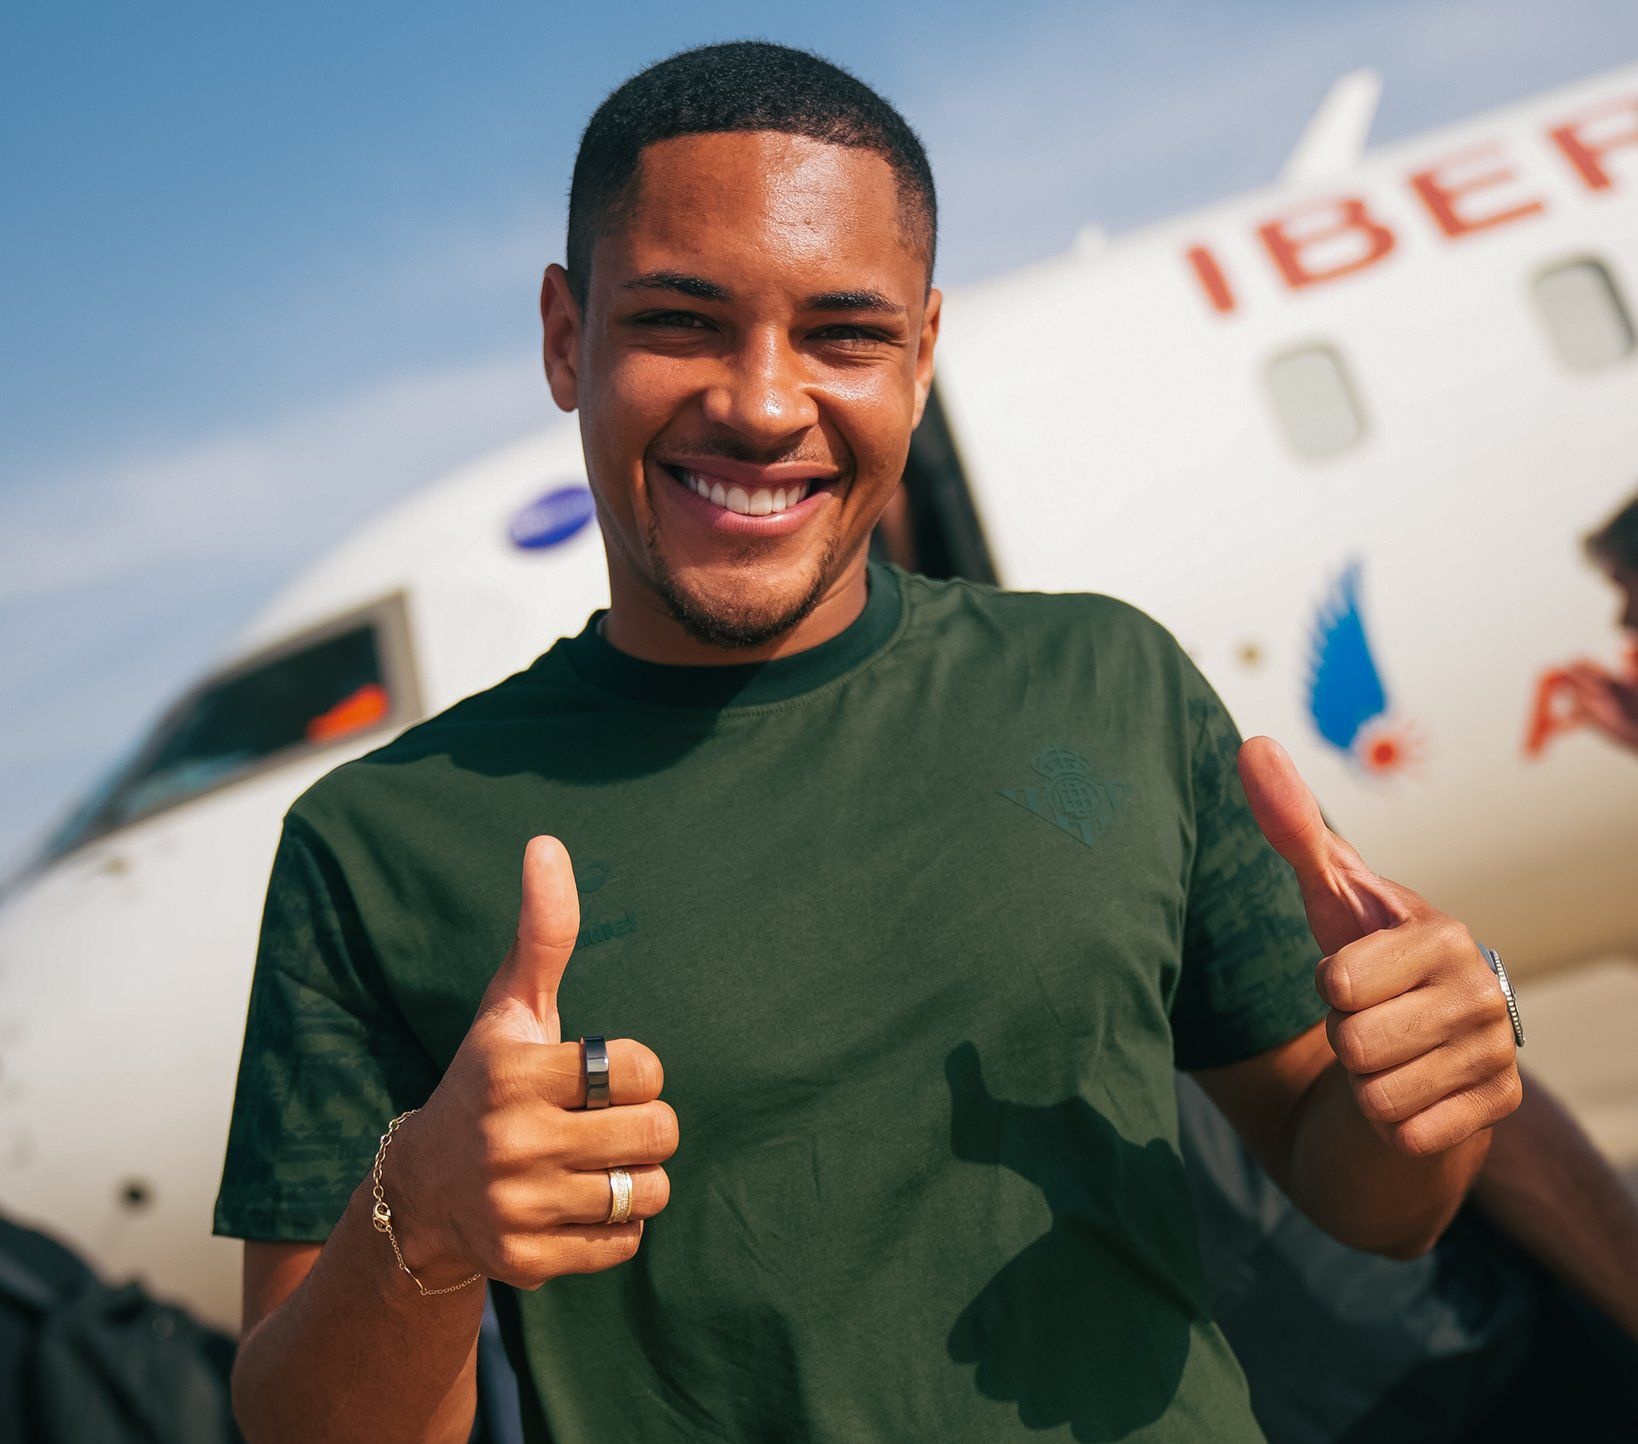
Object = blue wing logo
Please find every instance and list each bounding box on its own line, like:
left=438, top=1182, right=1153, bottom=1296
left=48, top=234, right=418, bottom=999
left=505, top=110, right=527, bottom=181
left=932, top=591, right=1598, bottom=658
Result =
left=1307, top=561, right=1417, bottom=774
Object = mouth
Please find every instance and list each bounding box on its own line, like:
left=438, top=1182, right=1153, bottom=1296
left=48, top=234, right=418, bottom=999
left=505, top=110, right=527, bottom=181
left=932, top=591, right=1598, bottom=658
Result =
left=667, top=466, right=815, bottom=516
left=654, top=460, right=841, bottom=535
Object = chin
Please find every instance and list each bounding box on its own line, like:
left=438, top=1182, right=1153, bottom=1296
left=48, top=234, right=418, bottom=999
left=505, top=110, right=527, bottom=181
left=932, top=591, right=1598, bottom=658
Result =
left=650, top=545, right=835, bottom=650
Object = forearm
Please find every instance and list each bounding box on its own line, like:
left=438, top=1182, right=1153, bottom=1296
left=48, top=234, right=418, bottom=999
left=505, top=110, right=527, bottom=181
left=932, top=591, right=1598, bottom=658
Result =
left=1285, top=1060, right=1491, bottom=1258
left=232, top=1179, right=484, bottom=1444
left=1471, top=1069, right=1638, bottom=1338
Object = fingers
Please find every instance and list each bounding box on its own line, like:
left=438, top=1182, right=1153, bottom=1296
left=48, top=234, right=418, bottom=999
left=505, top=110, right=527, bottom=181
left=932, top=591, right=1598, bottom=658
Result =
left=1347, top=1031, right=1519, bottom=1127
left=509, top=1038, right=665, bottom=1109
left=488, top=1222, right=646, bottom=1288
left=555, top=1099, right=680, bottom=1171
left=1325, top=987, right=1455, bottom=1073
left=1317, top=913, right=1473, bottom=1014
left=559, top=1164, right=671, bottom=1226
left=540, top=1222, right=645, bottom=1278
left=1373, top=1070, right=1524, bottom=1158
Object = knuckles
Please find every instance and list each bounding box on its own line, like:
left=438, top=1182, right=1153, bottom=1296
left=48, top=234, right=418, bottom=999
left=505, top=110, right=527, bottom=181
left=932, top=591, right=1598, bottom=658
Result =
left=641, top=1101, right=681, bottom=1161
left=1491, top=1067, right=1525, bottom=1121
left=1428, top=914, right=1474, bottom=967
left=1316, top=956, right=1357, bottom=1014
left=486, top=1223, right=647, bottom=1290
left=1328, top=1014, right=1375, bottom=1074
left=623, top=1044, right=665, bottom=1103
left=1385, top=1115, right=1449, bottom=1159
left=487, top=1235, right=546, bottom=1289
left=648, top=1166, right=673, bottom=1214
left=1354, top=1073, right=1403, bottom=1125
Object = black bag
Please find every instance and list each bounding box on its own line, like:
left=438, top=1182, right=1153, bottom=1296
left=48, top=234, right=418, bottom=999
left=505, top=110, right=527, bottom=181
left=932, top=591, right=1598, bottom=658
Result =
left=0, top=1227, right=241, bottom=1444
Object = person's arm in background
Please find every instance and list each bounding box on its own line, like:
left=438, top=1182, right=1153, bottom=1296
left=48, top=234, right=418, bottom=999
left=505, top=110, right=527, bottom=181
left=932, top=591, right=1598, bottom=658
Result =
left=1471, top=1066, right=1638, bottom=1340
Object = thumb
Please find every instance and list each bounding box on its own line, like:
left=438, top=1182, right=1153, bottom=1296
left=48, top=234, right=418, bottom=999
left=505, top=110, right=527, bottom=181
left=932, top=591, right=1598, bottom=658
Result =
left=1237, top=736, right=1332, bottom=886
left=1237, top=736, right=1405, bottom=950
left=484, top=835, right=581, bottom=1041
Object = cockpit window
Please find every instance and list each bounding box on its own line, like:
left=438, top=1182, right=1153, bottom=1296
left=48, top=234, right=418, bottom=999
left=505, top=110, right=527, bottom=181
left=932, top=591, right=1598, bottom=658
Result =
left=41, top=595, right=418, bottom=863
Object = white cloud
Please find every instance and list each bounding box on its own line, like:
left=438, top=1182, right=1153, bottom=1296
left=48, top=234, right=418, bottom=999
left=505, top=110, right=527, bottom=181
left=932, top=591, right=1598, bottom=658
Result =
left=0, top=356, right=554, bottom=603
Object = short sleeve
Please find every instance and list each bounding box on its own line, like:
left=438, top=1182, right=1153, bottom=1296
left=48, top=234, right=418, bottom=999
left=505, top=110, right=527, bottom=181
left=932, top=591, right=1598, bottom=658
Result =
left=1169, top=665, right=1327, bottom=1071
left=213, top=813, right=437, bottom=1241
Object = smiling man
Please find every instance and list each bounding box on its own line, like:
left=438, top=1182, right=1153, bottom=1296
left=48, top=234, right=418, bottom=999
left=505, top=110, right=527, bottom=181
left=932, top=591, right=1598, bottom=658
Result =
left=217, top=42, right=1524, bottom=1443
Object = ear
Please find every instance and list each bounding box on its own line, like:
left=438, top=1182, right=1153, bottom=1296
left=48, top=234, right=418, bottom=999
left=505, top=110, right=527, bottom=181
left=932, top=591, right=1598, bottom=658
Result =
left=540, top=263, right=582, bottom=413
left=910, top=286, right=942, bottom=431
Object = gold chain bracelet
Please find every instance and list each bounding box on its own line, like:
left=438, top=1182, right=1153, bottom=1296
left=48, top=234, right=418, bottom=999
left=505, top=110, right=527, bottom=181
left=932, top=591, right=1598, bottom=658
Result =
left=370, top=1109, right=483, bottom=1297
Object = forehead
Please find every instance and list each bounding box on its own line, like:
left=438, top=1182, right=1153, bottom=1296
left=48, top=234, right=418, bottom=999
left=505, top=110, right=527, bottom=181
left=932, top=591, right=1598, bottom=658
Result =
left=602, top=131, right=923, bottom=293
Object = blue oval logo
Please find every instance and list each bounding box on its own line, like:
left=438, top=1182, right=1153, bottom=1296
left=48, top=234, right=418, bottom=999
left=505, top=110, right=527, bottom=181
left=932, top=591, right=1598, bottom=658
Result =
left=508, top=485, right=595, bottom=551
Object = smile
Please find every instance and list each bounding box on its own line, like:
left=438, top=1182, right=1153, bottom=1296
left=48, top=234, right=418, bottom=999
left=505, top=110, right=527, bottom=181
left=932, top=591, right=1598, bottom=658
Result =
left=668, top=466, right=813, bottom=516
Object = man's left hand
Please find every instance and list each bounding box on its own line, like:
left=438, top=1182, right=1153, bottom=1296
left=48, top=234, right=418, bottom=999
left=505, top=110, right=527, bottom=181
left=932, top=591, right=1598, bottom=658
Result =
left=1237, top=736, right=1523, bottom=1158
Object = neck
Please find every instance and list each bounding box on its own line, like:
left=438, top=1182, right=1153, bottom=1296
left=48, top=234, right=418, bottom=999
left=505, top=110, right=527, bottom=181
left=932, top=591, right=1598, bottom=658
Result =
left=600, top=558, right=871, bottom=665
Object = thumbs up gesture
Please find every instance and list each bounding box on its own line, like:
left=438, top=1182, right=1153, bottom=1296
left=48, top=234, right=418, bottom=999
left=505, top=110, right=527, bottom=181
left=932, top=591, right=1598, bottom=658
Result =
left=1238, top=738, right=1523, bottom=1158
left=380, top=836, right=677, bottom=1290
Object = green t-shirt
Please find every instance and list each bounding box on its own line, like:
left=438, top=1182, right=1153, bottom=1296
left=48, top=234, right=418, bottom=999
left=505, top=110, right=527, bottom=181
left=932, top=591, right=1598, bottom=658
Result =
left=215, top=565, right=1325, bottom=1442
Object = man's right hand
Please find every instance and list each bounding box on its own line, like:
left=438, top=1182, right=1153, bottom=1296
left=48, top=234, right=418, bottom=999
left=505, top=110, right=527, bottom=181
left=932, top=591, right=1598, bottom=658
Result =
left=385, top=835, right=676, bottom=1290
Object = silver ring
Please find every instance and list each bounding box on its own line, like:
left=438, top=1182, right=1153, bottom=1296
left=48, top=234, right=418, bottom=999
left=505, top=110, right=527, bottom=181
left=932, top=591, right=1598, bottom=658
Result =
left=606, top=1167, right=633, bottom=1225
left=581, top=1035, right=611, bottom=1109
left=1481, top=946, right=1526, bottom=1049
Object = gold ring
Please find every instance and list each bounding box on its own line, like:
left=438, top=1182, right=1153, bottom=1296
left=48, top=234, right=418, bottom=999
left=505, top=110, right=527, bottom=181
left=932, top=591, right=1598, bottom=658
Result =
left=606, top=1167, right=633, bottom=1226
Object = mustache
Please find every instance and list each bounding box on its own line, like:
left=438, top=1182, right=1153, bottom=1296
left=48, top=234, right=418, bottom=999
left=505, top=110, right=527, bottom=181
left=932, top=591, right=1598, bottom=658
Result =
left=658, top=438, right=843, bottom=468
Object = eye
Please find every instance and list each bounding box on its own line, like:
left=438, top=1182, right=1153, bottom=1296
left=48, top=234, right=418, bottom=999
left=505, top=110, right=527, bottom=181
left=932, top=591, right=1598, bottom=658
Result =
left=811, top=324, right=893, bottom=345
left=632, top=310, right=712, bottom=331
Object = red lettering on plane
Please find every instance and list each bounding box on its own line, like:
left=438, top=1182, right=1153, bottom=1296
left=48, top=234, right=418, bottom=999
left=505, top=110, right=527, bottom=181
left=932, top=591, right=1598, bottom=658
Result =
left=1549, top=96, right=1638, bottom=191
left=1184, top=91, right=1638, bottom=315
left=1185, top=245, right=1236, bottom=314
left=1258, top=198, right=1396, bottom=290
left=1409, top=143, right=1546, bottom=238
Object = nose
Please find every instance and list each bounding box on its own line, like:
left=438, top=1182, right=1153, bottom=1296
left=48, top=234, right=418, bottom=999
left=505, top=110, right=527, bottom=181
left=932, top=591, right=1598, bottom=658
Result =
left=701, top=325, right=818, bottom=445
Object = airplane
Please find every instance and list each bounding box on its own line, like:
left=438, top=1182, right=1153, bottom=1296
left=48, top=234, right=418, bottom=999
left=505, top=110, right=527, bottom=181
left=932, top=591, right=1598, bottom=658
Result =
left=1, top=59, right=1636, bottom=1335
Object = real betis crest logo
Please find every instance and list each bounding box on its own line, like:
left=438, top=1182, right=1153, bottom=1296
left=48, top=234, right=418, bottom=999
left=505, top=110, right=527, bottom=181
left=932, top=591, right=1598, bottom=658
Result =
left=998, top=745, right=1130, bottom=848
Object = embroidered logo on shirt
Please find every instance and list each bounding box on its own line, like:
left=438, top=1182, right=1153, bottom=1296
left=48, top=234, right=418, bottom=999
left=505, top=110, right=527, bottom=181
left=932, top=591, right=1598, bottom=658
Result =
left=998, top=745, right=1129, bottom=848
left=574, top=859, right=612, bottom=895
left=576, top=912, right=636, bottom=949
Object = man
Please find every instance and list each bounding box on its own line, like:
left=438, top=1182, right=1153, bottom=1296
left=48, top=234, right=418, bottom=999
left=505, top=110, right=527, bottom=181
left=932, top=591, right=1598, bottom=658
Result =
left=217, top=43, right=1524, bottom=1442
left=1561, top=490, right=1638, bottom=753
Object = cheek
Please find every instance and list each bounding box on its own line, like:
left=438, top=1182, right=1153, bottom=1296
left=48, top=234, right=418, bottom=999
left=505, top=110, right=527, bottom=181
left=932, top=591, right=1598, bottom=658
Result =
left=585, top=359, right=686, bottom=472
left=838, top=392, right=916, bottom=486
left=825, top=366, right=918, bottom=455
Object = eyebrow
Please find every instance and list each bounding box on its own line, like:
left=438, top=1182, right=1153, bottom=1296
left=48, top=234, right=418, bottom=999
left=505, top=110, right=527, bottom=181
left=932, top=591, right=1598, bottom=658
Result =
left=805, top=289, right=905, bottom=317
left=622, top=270, right=731, bottom=302
left=621, top=271, right=905, bottom=317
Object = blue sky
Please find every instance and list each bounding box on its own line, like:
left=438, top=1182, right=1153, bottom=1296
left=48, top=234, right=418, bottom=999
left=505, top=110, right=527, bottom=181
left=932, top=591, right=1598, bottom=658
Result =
left=4, top=0, right=1636, bottom=868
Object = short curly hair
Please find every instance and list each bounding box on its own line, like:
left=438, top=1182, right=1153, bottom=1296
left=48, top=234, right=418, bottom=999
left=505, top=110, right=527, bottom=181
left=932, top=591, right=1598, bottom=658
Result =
left=566, top=41, right=937, bottom=305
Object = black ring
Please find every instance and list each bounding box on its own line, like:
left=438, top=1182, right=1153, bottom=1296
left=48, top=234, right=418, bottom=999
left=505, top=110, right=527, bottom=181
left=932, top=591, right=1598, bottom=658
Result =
left=580, top=1035, right=611, bottom=1109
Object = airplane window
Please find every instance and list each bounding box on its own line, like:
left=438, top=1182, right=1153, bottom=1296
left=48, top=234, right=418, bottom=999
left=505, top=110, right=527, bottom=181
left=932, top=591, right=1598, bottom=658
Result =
left=1533, top=258, right=1636, bottom=372
left=41, top=597, right=416, bottom=863
left=1264, top=344, right=1368, bottom=460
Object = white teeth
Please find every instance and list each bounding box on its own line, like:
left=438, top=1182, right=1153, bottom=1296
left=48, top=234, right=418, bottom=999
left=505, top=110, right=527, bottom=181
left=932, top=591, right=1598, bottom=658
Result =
left=678, top=469, right=814, bottom=516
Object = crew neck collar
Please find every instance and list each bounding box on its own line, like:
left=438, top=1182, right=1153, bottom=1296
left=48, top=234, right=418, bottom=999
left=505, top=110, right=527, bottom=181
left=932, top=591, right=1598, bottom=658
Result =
left=561, top=564, right=903, bottom=710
